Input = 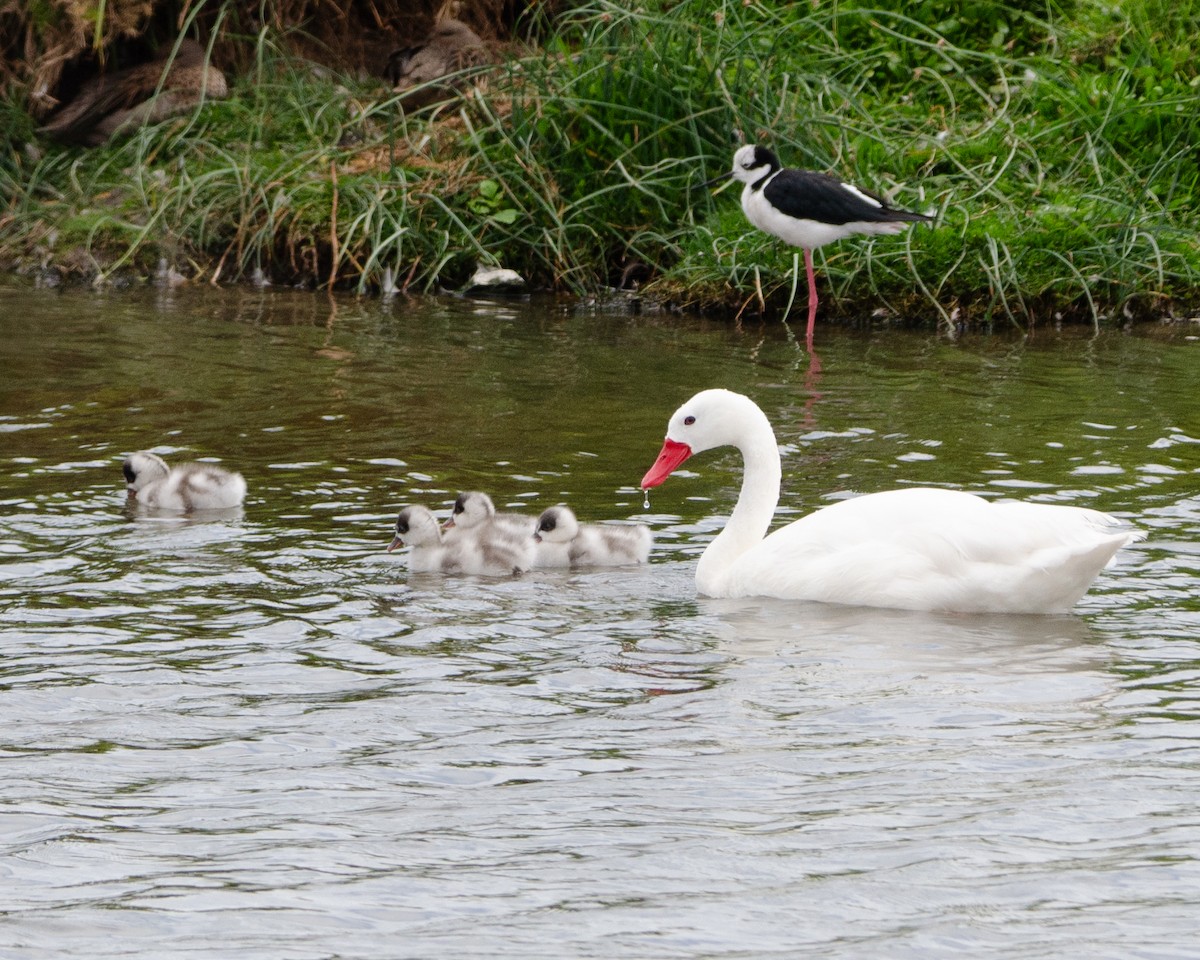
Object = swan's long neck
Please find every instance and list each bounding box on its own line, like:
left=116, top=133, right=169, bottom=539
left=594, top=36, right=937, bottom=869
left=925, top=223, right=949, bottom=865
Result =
left=695, top=418, right=781, bottom=595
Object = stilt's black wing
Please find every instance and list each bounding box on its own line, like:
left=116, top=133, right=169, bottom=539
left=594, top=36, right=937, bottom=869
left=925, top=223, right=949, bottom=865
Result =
left=762, top=169, right=931, bottom=225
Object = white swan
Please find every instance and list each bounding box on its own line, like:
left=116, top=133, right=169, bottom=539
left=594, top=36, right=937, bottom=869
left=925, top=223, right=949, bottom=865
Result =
left=387, top=505, right=528, bottom=576
left=640, top=389, right=1140, bottom=614
left=123, top=451, right=246, bottom=511
left=534, top=505, right=653, bottom=568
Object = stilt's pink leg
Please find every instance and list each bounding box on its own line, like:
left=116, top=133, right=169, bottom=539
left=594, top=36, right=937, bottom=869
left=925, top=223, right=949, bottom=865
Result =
left=804, top=248, right=818, bottom=349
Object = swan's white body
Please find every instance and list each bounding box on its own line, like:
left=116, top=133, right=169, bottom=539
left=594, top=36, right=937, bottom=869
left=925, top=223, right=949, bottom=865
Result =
left=641, top=389, right=1139, bottom=614
left=123, top=451, right=246, bottom=512
left=388, top=505, right=528, bottom=576
left=533, top=505, right=653, bottom=568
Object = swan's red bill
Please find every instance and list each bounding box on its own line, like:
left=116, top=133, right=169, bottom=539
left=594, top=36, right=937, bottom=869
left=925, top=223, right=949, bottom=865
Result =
left=641, top=438, right=693, bottom=489
left=387, top=536, right=404, bottom=553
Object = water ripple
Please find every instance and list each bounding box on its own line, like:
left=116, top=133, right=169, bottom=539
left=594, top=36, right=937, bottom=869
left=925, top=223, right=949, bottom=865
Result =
left=2, top=290, right=1199, bottom=959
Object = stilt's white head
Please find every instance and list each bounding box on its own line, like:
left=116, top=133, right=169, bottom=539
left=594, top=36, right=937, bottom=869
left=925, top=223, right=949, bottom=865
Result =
left=729, top=144, right=780, bottom=186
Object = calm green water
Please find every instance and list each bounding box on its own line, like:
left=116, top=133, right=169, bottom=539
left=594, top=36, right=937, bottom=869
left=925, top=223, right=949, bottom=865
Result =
left=1, top=284, right=1199, bottom=959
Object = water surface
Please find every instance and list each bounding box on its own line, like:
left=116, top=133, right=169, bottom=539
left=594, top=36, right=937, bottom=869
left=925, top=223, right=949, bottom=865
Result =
left=2, top=285, right=1199, bottom=958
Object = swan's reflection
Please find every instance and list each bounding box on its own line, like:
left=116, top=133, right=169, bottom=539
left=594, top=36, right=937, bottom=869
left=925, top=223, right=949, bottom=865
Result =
left=695, top=594, right=1114, bottom=724
left=700, top=595, right=1104, bottom=672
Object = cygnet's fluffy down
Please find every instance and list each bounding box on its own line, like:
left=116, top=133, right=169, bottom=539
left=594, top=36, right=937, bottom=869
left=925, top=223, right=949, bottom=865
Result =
left=388, top=505, right=530, bottom=577
left=443, top=491, right=536, bottom=539
left=123, top=451, right=246, bottom=512
left=534, top=505, right=653, bottom=568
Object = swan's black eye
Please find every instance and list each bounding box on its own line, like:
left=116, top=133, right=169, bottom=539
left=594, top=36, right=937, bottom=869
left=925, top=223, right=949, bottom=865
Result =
left=684, top=416, right=696, bottom=426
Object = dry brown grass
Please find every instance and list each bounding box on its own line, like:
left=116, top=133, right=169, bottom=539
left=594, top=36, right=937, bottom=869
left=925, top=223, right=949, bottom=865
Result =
left=5, top=0, right=155, bottom=116
left=4, top=0, right=534, bottom=118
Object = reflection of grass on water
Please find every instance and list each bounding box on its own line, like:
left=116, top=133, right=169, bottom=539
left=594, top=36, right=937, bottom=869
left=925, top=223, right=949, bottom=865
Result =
left=3, top=0, right=1199, bottom=328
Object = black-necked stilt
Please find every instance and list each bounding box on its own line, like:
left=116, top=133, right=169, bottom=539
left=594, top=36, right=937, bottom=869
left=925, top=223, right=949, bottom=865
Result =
left=711, top=144, right=934, bottom=343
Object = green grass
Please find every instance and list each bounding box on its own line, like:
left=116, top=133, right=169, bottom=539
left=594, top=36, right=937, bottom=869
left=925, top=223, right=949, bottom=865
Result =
left=2, top=0, right=1199, bottom=326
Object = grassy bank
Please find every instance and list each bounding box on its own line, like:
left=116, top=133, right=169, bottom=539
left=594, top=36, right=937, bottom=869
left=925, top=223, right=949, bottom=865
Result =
left=3, top=0, right=1199, bottom=327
